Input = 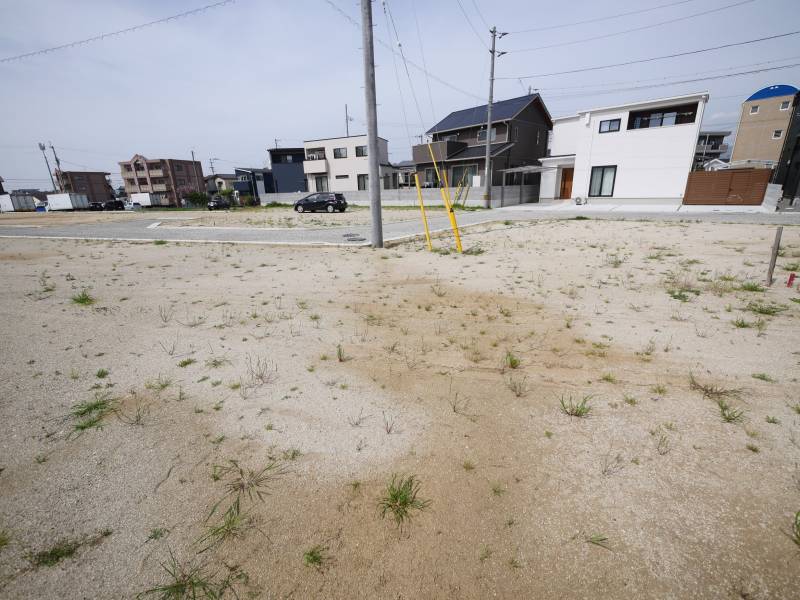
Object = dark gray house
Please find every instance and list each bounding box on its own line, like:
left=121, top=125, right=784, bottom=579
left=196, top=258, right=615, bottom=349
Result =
left=412, top=93, right=552, bottom=188
left=268, top=147, right=306, bottom=193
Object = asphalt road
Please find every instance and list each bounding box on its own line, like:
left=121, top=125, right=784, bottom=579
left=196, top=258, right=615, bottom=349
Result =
left=0, top=209, right=798, bottom=246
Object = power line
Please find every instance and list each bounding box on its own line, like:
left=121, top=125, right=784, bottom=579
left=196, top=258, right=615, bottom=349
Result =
left=384, top=0, right=426, bottom=128
left=505, top=0, right=754, bottom=54
left=508, top=0, right=697, bottom=34
left=540, top=62, right=800, bottom=101
left=469, top=0, right=491, bottom=30
left=322, top=0, right=484, bottom=101
left=500, top=30, right=800, bottom=80
left=381, top=1, right=414, bottom=149
left=0, top=0, right=234, bottom=64
left=533, top=54, right=800, bottom=93
left=411, top=0, right=438, bottom=127
left=454, top=0, right=489, bottom=49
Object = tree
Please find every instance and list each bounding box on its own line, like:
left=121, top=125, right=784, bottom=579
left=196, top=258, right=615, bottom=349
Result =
left=186, top=191, right=209, bottom=207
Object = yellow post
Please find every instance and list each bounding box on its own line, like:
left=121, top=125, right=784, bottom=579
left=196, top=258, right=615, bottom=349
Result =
left=413, top=172, right=433, bottom=251
left=427, top=144, right=463, bottom=253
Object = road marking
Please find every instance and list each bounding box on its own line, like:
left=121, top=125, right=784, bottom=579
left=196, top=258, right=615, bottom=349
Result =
left=146, top=222, right=161, bottom=229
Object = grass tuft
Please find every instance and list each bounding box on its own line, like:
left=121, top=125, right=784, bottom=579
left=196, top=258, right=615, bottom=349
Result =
left=378, top=474, right=430, bottom=528
left=71, top=289, right=95, bottom=306
left=559, top=394, right=592, bottom=417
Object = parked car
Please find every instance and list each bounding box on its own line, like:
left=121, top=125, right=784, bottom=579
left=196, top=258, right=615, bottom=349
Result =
left=103, top=200, right=125, bottom=211
left=89, top=202, right=105, bottom=211
left=294, top=192, right=347, bottom=213
left=207, top=196, right=231, bottom=211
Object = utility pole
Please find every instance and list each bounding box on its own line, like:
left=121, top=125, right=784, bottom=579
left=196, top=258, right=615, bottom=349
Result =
left=49, top=142, right=64, bottom=191
left=209, top=157, right=217, bottom=175
left=345, top=104, right=354, bottom=137
left=361, top=0, right=383, bottom=248
left=273, top=138, right=280, bottom=149
left=482, top=27, right=506, bottom=209
left=38, top=142, right=57, bottom=192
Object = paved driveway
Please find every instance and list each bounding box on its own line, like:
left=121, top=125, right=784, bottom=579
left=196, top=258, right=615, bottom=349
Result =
left=0, top=208, right=798, bottom=246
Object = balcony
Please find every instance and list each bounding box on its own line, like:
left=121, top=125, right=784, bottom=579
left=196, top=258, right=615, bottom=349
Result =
left=148, top=169, right=164, bottom=178
left=412, top=140, right=467, bottom=164
left=303, top=158, right=329, bottom=174
left=151, top=183, right=168, bottom=192
left=696, top=143, right=728, bottom=155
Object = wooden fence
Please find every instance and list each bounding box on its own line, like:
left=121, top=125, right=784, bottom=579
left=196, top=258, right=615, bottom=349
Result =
left=683, top=168, right=771, bottom=205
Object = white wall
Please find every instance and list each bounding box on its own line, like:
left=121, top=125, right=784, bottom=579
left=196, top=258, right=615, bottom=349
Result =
left=548, top=96, right=706, bottom=200
left=303, top=135, right=390, bottom=192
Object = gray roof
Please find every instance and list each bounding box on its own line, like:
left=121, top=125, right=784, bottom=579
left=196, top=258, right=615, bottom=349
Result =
left=426, top=94, right=550, bottom=134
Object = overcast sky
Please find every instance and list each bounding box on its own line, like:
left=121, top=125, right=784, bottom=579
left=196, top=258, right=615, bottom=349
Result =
left=1, top=0, right=798, bottom=189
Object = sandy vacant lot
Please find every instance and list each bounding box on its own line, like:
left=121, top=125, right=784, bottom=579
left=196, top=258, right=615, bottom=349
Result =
left=1, top=219, right=799, bottom=599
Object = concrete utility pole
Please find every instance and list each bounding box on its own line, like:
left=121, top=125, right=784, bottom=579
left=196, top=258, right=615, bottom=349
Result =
left=49, top=142, right=64, bottom=191
left=482, top=27, right=506, bottom=209
left=38, top=142, right=57, bottom=192
left=209, top=157, right=218, bottom=175
left=361, top=0, right=383, bottom=248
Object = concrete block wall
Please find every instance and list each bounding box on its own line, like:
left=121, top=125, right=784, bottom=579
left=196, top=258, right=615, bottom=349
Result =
left=259, top=184, right=539, bottom=209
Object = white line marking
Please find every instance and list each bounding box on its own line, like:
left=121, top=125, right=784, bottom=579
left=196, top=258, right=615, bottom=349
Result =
left=146, top=222, right=161, bottom=229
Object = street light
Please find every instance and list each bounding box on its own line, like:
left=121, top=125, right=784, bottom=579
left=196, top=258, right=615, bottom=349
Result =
left=38, top=142, right=57, bottom=192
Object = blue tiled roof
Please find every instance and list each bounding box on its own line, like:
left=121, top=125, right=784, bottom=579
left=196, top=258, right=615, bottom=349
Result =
left=427, top=94, right=547, bottom=134
left=746, top=85, right=798, bottom=101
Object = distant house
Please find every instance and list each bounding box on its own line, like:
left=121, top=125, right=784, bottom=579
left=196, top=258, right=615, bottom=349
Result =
left=731, top=85, right=799, bottom=165
left=119, top=155, right=204, bottom=206
left=694, top=130, right=731, bottom=170
left=303, top=134, right=397, bottom=192
left=702, top=158, right=730, bottom=171
left=268, top=148, right=306, bottom=193
left=56, top=170, right=114, bottom=204
left=539, top=92, right=708, bottom=202
left=234, top=168, right=274, bottom=204
left=393, top=160, right=415, bottom=187
left=204, top=174, right=238, bottom=195
left=412, top=93, right=552, bottom=189
left=0, top=176, right=4, bottom=194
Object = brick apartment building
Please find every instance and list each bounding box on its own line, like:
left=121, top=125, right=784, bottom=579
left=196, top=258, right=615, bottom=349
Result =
left=56, top=171, right=114, bottom=204
left=118, top=154, right=204, bottom=206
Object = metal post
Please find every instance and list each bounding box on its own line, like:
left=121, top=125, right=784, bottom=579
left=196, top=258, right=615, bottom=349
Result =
left=38, top=142, right=57, bottom=192
left=482, top=26, right=497, bottom=209
left=361, top=0, right=383, bottom=248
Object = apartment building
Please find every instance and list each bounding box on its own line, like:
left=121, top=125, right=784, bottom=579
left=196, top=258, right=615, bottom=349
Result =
left=302, top=134, right=396, bottom=193
left=694, top=130, right=731, bottom=170
left=56, top=170, right=114, bottom=204
left=118, top=155, right=204, bottom=206
left=539, top=92, right=707, bottom=201
left=731, top=84, right=799, bottom=164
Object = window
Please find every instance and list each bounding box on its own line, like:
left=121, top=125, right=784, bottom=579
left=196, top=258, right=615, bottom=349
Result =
left=589, top=166, right=616, bottom=197
left=356, top=145, right=367, bottom=157
left=424, top=168, right=439, bottom=187
left=357, top=174, right=368, bottom=190
left=773, top=130, right=783, bottom=139
left=628, top=102, right=698, bottom=129
left=451, top=164, right=478, bottom=186
left=477, top=127, right=497, bottom=142
left=335, top=175, right=349, bottom=179
left=285, top=155, right=293, bottom=163
left=442, top=134, right=458, bottom=142
left=780, top=100, right=790, bottom=111
left=750, top=105, right=759, bottom=115
left=177, top=178, right=186, bottom=186
left=175, top=164, right=184, bottom=171
left=599, top=119, right=621, bottom=133
left=307, top=148, right=325, bottom=160
left=333, top=147, right=347, bottom=159
left=314, top=175, right=328, bottom=192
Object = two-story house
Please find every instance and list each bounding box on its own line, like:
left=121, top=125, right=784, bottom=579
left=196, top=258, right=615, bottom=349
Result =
left=412, top=93, right=552, bottom=189
left=302, top=134, right=396, bottom=193
left=539, top=92, right=708, bottom=202
left=268, top=147, right=306, bottom=193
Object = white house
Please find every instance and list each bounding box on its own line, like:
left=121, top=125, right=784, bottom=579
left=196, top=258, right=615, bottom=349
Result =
left=302, top=134, right=397, bottom=193
left=540, top=92, right=708, bottom=202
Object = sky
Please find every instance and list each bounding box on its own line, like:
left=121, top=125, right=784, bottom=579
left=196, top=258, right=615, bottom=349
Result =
left=0, top=0, right=798, bottom=190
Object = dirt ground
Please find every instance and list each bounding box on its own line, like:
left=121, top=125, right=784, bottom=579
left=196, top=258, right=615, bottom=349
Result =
left=1, top=219, right=799, bottom=599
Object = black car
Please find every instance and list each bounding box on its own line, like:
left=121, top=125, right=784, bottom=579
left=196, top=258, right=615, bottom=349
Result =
left=294, top=192, right=347, bottom=213
left=103, top=200, right=125, bottom=211
left=207, top=197, right=231, bottom=211
left=89, top=202, right=104, bottom=211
